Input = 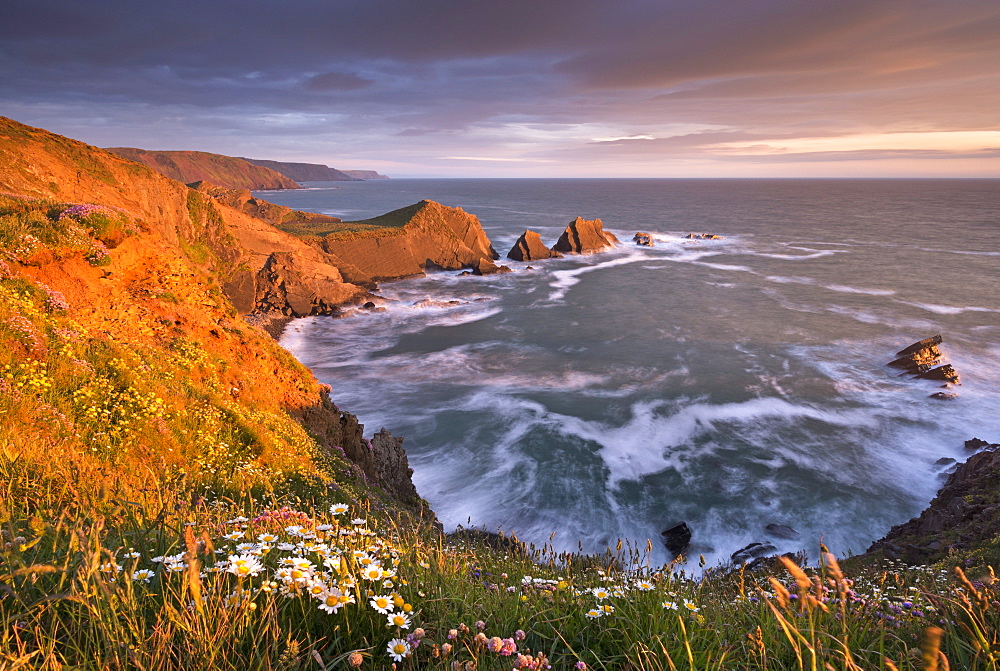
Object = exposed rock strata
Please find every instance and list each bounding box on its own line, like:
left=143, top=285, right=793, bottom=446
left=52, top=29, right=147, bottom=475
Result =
left=507, top=229, right=562, bottom=261
left=552, top=217, right=620, bottom=254
left=888, top=335, right=960, bottom=385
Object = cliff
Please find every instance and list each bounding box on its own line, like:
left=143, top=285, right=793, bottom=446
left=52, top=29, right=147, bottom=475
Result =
left=187, top=180, right=343, bottom=228
left=341, top=170, right=390, bottom=180
left=278, top=199, right=500, bottom=284
left=865, top=440, right=1000, bottom=564
left=243, top=158, right=358, bottom=182
left=0, top=117, right=427, bottom=511
left=106, top=147, right=300, bottom=190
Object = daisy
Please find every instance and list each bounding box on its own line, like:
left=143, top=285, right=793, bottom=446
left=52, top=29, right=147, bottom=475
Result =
left=307, top=580, right=329, bottom=598
left=585, top=608, right=603, bottom=619
left=132, top=568, right=155, bottom=582
left=223, top=531, right=244, bottom=541
left=386, top=638, right=411, bottom=662
left=636, top=581, right=654, bottom=591
left=592, top=588, right=611, bottom=600
left=361, top=565, right=385, bottom=581
left=386, top=611, right=411, bottom=629
left=370, top=594, right=394, bottom=614
left=683, top=599, right=699, bottom=613
left=330, top=503, right=349, bottom=515
left=257, top=533, right=279, bottom=543
left=317, top=589, right=347, bottom=614
left=662, top=601, right=678, bottom=610
left=227, top=554, right=264, bottom=578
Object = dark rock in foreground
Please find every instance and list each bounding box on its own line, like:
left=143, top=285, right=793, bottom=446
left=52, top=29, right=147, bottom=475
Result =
left=507, top=229, right=562, bottom=261
left=661, top=522, right=692, bottom=557
left=551, top=217, right=620, bottom=255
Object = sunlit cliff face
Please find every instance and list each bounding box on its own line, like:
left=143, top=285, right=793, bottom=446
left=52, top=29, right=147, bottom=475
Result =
left=2, top=0, right=998, bottom=177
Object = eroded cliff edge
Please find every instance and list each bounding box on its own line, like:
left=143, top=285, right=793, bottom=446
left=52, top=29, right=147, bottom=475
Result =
left=0, top=116, right=433, bottom=513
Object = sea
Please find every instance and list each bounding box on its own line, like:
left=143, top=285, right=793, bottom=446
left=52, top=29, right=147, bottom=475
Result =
left=257, top=178, right=1000, bottom=568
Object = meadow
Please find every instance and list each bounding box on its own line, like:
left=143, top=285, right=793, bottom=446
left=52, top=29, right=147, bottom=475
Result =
left=3, top=194, right=1000, bottom=670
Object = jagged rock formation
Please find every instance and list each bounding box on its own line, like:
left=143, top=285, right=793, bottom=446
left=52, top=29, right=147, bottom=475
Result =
left=188, top=181, right=343, bottom=227
left=242, top=158, right=358, bottom=182
left=865, top=440, right=1000, bottom=564
left=888, top=335, right=961, bottom=386
left=633, top=232, right=654, bottom=246
left=106, top=147, right=300, bottom=190
left=551, top=217, right=620, bottom=255
left=507, top=229, right=562, bottom=261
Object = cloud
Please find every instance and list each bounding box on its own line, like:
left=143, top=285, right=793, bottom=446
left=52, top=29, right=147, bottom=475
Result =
left=305, top=71, right=373, bottom=91
left=0, top=0, right=998, bottom=176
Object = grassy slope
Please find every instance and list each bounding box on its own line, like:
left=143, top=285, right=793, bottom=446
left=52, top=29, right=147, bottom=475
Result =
left=3, top=120, right=1000, bottom=670
left=277, top=202, right=417, bottom=242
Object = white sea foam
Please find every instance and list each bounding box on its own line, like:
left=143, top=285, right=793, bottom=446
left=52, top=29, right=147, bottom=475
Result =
left=547, top=252, right=649, bottom=302
left=899, top=301, right=1000, bottom=315
left=764, top=275, right=896, bottom=295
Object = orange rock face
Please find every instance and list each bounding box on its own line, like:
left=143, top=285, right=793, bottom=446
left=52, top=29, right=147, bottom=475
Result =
left=551, top=217, right=620, bottom=254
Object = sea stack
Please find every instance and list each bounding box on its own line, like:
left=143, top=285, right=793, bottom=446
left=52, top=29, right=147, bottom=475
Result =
left=507, top=229, right=562, bottom=261
left=551, top=216, right=620, bottom=255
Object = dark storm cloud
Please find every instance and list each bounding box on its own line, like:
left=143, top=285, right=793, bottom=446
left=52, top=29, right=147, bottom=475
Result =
left=1, top=0, right=998, bottom=175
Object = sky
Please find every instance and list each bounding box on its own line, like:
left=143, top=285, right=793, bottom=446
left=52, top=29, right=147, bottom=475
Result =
left=2, top=0, right=999, bottom=178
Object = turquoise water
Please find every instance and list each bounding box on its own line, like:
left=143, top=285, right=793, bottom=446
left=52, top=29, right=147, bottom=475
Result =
left=262, top=179, right=1000, bottom=566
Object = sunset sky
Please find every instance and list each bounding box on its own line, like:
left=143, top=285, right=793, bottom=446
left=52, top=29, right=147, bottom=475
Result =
left=3, top=0, right=999, bottom=177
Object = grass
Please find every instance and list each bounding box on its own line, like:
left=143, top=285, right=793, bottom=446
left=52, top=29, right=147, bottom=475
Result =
left=278, top=202, right=418, bottom=241
left=4, top=195, right=1000, bottom=669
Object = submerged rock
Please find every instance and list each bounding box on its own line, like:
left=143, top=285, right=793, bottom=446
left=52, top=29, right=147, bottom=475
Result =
left=731, top=542, right=778, bottom=565
left=507, top=229, right=561, bottom=261
left=764, top=523, right=800, bottom=540
left=471, top=258, right=513, bottom=276
left=929, top=391, right=959, bottom=400
left=685, top=233, right=724, bottom=240
left=661, top=522, right=692, bottom=557
left=551, top=217, right=620, bottom=255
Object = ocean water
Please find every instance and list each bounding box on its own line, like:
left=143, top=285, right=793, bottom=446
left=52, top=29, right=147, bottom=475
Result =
left=260, top=179, right=1000, bottom=567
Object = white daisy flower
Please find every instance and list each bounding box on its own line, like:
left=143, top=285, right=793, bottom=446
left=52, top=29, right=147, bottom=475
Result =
left=386, top=638, right=411, bottom=662
left=227, top=554, right=264, bottom=578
